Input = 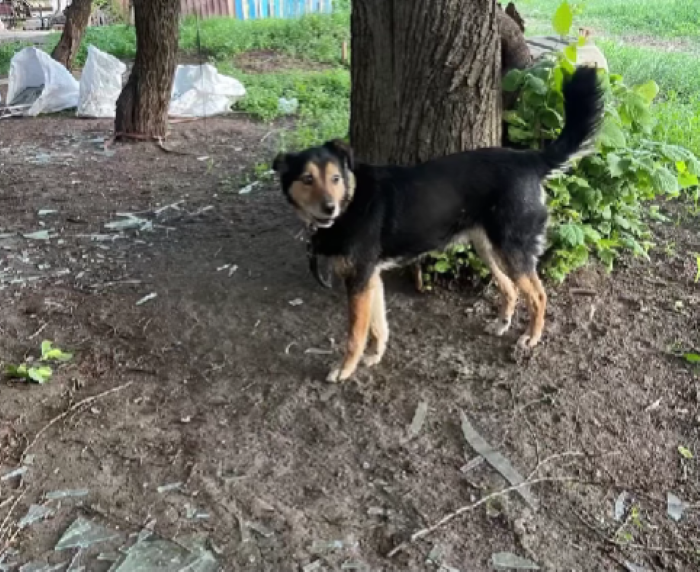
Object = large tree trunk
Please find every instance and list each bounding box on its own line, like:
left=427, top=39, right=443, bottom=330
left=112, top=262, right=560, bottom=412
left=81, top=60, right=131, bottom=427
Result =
left=51, top=0, right=93, bottom=70
left=350, top=0, right=501, bottom=166
left=114, top=0, right=180, bottom=139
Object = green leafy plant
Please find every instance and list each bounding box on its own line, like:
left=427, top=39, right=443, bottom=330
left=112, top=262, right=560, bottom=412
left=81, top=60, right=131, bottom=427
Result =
left=552, top=1, right=574, bottom=36
left=678, top=445, right=694, bottom=460
left=4, top=340, right=73, bottom=385
left=6, top=364, right=53, bottom=384
left=423, top=1, right=700, bottom=286
left=421, top=244, right=490, bottom=291
left=41, top=340, right=74, bottom=362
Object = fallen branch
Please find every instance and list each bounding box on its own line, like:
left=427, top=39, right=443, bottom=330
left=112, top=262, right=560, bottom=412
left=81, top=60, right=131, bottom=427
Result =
left=526, top=451, right=584, bottom=480
left=387, top=476, right=577, bottom=557
left=21, top=382, right=133, bottom=461
left=0, top=488, right=27, bottom=548
left=569, top=288, right=598, bottom=297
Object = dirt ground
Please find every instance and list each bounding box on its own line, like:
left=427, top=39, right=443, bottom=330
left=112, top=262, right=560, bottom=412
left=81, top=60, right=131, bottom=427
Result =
left=0, top=116, right=698, bottom=572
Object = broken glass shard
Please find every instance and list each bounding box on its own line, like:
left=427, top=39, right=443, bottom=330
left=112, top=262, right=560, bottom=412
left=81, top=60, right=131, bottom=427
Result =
left=45, top=489, right=89, bottom=500
left=667, top=492, right=686, bottom=521
left=55, top=517, right=121, bottom=551
left=18, top=504, right=55, bottom=529
left=491, top=552, right=540, bottom=570
left=112, top=538, right=217, bottom=572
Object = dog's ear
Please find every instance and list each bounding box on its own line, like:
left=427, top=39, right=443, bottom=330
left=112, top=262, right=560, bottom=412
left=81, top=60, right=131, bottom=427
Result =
left=324, top=139, right=355, bottom=171
left=272, top=152, right=289, bottom=175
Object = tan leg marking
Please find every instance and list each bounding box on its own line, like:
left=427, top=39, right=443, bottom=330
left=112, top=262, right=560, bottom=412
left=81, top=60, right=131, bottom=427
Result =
left=469, top=229, right=518, bottom=336
left=327, top=273, right=378, bottom=382
left=364, top=275, right=388, bottom=367
left=515, top=272, right=547, bottom=348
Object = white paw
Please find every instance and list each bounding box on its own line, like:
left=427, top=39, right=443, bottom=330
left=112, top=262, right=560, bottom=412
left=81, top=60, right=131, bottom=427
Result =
left=326, top=368, right=342, bottom=383
left=326, top=365, right=353, bottom=383
left=362, top=353, right=383, bottom=368
left=485, top=318, right=511, bottom=337
left=517, top=333, right=540, bottom=349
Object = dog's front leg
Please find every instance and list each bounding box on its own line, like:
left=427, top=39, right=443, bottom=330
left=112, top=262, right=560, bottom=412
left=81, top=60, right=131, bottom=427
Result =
left=327, top=272, right=377, bottom=383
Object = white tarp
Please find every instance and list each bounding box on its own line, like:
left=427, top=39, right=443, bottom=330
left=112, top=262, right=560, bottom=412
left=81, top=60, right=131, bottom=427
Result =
left=77, top=45, right=127, bottom=118
left=7, top=47, right=79, bottom=116
left=169, top=64, right=246, bottom=118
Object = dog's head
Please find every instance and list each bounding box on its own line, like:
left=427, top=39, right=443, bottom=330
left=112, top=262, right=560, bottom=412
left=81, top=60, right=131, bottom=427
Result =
left=273, top=139, right=355, bottom=229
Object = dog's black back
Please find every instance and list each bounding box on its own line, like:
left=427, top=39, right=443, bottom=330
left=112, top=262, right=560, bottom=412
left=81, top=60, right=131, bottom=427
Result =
left=315, top=148, right=549, bottom=267
left=277, top=67, right=604, bottom=290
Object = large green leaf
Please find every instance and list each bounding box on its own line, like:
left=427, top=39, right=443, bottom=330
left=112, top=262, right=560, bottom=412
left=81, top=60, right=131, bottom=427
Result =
left=651, top=167, right=679, bottom=195
left=598, top=119, right=626, bottom=148
left=633, top=80, right=659, bottom=104
left=552, top=1, right=573, bottom=36
left=558, top=223, right=585, bottom=247
left=679, top=171, right=699, bottom=189
left=686, top=154, right=700, bottom=176
left=502, top=69, right=523, bottom=92
left=526, top=75, right=548, bottom=96
left=623, top=92, right=653, bottom=129
left=606, top=153, right=625, bottom=177
left=563, top=44, right=577, bottom=63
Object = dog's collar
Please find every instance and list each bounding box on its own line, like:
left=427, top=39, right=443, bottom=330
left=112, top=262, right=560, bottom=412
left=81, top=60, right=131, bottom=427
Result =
left=305, top=228, right=332, bottom=288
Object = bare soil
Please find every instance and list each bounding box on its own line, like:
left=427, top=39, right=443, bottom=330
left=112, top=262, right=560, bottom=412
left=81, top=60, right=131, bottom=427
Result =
left=233, top=50, right=336, bottom=74
left=0, top=117, right=699, bottom=571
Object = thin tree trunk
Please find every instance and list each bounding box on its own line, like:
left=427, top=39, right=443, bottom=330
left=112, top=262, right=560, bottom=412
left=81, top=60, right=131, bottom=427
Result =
left=350, top=0, right=501, bottom=166
left=114, top=0, right=180, bottom=139
left=51, top=0, right=92, bottom=70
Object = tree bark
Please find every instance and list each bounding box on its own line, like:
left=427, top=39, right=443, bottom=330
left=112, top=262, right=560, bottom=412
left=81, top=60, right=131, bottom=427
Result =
left=114, top=0, right=180, bottom=139
left=350, top=0, right=501, bottom=166
left=51, top=0, right=93, bottom=70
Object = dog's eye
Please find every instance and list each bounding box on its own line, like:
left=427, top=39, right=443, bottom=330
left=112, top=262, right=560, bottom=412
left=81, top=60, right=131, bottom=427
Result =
left=331, top=175, right=341, bottom=184
left=301, top=174, right=313, bottom=185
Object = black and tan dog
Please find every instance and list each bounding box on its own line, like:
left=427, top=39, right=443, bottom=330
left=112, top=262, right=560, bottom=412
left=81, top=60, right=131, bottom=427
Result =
left=273, top=67, right=604, bottom=382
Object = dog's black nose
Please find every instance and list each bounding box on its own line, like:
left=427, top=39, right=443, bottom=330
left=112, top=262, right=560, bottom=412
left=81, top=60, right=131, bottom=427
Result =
left=321, top=199, right=336, bottom=215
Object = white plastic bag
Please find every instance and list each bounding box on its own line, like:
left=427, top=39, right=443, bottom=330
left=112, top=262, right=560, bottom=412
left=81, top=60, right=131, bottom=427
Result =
left=7, top=47, right=79, bottom=116
left=77, top=45, right=127, bottom=118
left=169, top=64, right=246, bottom=118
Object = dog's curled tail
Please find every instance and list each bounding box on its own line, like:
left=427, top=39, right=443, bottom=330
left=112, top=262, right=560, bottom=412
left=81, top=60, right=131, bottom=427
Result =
left=538, top=66, right=604, bottom=178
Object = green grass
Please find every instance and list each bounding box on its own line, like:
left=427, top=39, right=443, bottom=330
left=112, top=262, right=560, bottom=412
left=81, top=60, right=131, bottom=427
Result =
left=0, top=41, right=32, bottom=75
left=0, top=12, right=350, bottom=73
left=215, top=64, right=350, bottom=148
left=179, top=12, right=349, bottom=63
left=653, top=94, right=700, bottom=158
left=0, top=2, right=698, bottom=158
left=518, top=0, right=700, bottom=40
left=602, top=41, right=700, bottom=97
left=597, top=41, right=700, bottom=155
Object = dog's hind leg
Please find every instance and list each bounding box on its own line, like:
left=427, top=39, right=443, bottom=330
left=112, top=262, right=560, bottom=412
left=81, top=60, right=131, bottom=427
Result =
left=327, top=272, right=379, bottom=382
left=364, top=274, right=388, bottom=367
left=514, top=271, right=547, bottom=348
left=469, top=229, right=518, bottom=336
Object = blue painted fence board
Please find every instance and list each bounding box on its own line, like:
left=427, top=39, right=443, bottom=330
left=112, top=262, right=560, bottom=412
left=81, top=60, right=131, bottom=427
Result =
left=235, top=0, right=332, bottom=20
